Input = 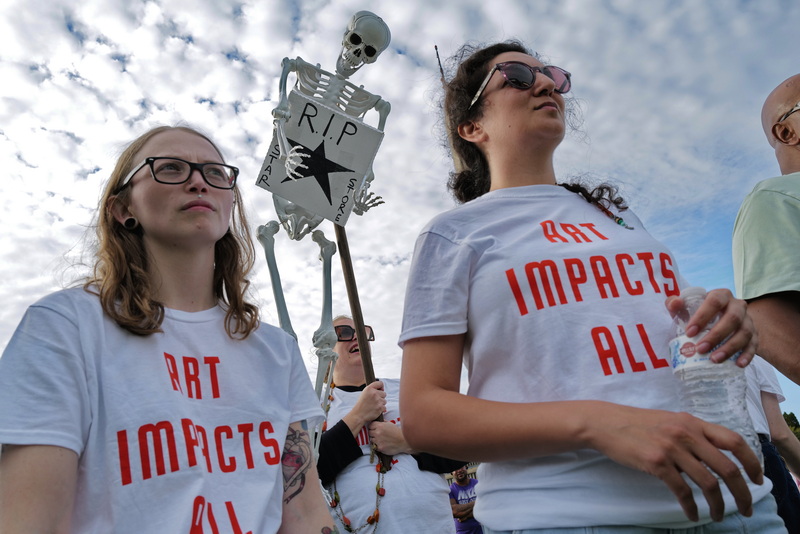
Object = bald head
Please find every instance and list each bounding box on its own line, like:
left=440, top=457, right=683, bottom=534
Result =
left=761, top=74, right=800, bottom=147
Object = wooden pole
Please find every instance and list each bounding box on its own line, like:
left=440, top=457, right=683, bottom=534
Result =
left=334, top=223, right=392, bottom=470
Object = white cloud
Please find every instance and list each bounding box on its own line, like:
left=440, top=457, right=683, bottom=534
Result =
left=2, top=0, right=800, bottom=416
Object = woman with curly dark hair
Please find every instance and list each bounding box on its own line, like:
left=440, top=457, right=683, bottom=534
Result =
left=398, top=41, right=783, bottom=533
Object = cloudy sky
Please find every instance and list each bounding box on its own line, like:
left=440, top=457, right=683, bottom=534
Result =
left=2, top=0, right=800, bottom=415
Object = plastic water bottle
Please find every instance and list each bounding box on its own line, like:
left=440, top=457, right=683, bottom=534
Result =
left=668, top=287, right=762, bottom=467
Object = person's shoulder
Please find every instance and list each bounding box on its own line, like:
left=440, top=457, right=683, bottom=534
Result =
left=31, top=286, right=98, bottom=311
left=418, top=199, right=503, bottom=249
left=252, top=320, right=298, bottom=345
left=748, top=172, right=800, bottom=199
left=420, top=202, right=476, bottom=234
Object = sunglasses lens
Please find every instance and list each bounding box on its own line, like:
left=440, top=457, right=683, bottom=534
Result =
left=501, top=63, right=535, bottom=89
left=544, top=67, right=571, bottom=94
left=335, top=325, right=354, bottom=341
left=334, top=325, right=375, bottom=341
left=499, top=64, right=571, bottom=94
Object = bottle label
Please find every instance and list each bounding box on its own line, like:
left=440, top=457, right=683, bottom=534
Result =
left=669, top=333, right=713, bottom=371
left=669, top=334, right=739, bottom=371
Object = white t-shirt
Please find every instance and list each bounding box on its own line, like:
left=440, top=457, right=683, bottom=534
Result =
left=0, top=287, right=323, bottom=533
left=399, top=185, right=771, bottom=529
left=745, top=356, right=785, bottom=437
left=325, top=378, right=455, bottom=533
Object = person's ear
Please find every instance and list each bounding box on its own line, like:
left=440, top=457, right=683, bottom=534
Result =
left=457, top=120, right=487, bottom=144
left=108, top=195, right=135, bottom=226
left=771, top=122, right=800, bottom=146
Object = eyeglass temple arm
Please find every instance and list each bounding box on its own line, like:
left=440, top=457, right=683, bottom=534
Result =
left=468, top=65, right=498, bottom=109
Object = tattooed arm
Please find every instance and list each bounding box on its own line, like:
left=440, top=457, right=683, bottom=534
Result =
left=278, top=420, right=340, bottom=534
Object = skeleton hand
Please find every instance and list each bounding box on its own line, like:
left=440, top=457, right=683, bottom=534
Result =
left=284, top=145, right=311, bottom=180
left=353, top=189, right=384, bottom=215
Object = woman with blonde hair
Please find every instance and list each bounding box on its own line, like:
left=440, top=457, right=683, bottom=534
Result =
left=0, top=125, right=337, bottom=533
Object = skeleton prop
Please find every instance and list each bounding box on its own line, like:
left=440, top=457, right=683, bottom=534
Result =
left=257, top=10, right=391, bottom=226
left=255, top=11, right=392, bottom=468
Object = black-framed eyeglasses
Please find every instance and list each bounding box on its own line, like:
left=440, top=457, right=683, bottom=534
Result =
left=469, top=61, right=571, bottom=109
left=116, top=157, right=239, bottom=193
left=777, top=101, right=800, bottom=123
left=334, top=324, right=375, bottom=342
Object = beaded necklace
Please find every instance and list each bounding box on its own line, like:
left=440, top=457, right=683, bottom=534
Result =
left=330, top=463, right=386, bottom=533
left=325, top=384, right=388, bottom=533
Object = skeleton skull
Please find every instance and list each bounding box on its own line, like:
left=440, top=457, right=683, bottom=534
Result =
left=335, top=11, right=391, bottom=78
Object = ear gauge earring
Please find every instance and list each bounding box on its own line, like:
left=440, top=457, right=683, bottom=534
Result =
left=123, top=217, right=139, bottom=230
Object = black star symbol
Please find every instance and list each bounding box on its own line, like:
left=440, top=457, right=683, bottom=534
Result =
left=282, top=139, right=354, bottom=205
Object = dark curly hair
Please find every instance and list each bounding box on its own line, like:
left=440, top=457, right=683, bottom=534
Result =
left=439, top=40, right=626, bottom=211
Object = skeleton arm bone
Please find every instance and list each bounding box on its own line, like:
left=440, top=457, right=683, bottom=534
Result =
left=271, top=57, right=310, bottom=179
left=374, top=98, right=390, bottom=131
left=271, top=57, right=296, bottom=156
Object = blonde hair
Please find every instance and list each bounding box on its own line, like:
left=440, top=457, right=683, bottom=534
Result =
left=85, top=125, right=259, bottom=338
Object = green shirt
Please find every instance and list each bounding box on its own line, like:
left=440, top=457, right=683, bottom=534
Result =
left=732, top=172, right=800, bottom=300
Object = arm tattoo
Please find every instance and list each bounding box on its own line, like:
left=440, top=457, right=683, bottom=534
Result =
left=282, top=423, right=314, bottom=504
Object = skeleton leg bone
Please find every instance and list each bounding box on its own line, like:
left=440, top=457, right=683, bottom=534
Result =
left=311, top=230, right=338, bottom=399
left=310, top=230, right=339, bottom=458
left=257, top=222, right=297, bottom=341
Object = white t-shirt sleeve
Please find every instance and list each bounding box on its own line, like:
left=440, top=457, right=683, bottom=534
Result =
left=399, top=231, right=474, bottom=346
left=753, top=356, right=785, bottom=402
left=0, top=299, right=91, bottom=454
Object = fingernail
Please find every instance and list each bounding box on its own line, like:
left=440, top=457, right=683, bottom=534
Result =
left=696, top=342, right=711, bottom=355
left=686, top=325, right=699, bottom=337
left=710, top=351, right=725, bottom=363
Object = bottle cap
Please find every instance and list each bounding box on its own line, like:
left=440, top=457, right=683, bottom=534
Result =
left=680, top=286, right=707, bottom=299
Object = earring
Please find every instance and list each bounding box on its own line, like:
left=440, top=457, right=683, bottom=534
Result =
left=123, top=217, right=139, bottom=230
